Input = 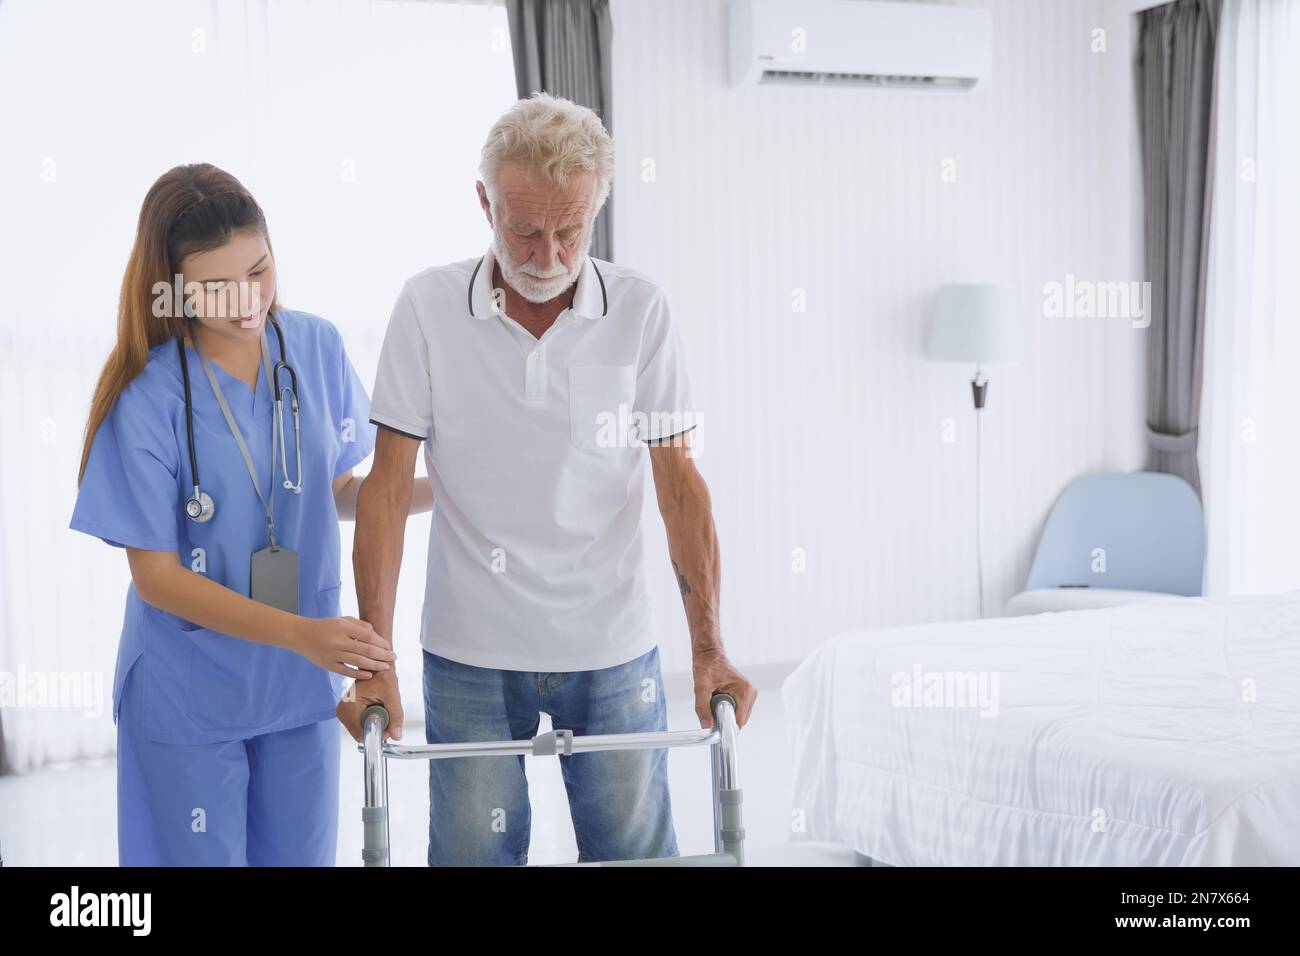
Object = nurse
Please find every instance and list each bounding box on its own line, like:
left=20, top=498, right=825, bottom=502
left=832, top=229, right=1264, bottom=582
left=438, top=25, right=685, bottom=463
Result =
left=70, top=163, right=425, bottom=865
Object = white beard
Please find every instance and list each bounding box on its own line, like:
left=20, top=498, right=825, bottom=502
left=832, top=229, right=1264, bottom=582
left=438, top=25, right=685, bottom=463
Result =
left=491, top=225, right=589, bottom=305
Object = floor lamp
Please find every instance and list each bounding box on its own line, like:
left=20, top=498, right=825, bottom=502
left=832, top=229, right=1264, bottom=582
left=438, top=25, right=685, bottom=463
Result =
left=925, top=284, right=1024, bottom=618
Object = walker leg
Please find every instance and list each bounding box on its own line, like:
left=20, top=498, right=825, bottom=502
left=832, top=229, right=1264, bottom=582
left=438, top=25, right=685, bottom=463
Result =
left=710, top=740, right=723, bottom=854
left=708, top=693, right=745, bottom=867
left=362, top=706, right=390, bottom=867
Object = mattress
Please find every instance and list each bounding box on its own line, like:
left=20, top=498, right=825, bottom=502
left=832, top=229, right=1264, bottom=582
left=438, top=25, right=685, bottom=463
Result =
left=782, top=592, right=1300, bottom=865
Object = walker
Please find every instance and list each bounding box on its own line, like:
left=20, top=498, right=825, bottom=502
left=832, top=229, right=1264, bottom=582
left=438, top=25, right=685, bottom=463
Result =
left=358, top=692, right=744, bottom=866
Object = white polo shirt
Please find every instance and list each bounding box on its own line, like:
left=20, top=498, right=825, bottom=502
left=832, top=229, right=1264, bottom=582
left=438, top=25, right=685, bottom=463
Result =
left=369, top=247, right=697, bottom=672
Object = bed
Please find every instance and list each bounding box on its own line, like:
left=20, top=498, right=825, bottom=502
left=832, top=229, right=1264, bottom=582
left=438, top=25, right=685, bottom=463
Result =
left=782, top=592, right=1300, bottom=866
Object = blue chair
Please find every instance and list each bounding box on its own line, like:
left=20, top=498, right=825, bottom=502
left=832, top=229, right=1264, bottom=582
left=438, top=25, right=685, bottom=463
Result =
left=1004, top=472, right=1205, bottom=616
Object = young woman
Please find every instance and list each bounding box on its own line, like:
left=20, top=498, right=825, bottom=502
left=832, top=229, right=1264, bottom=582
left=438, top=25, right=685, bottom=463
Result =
left=71, top=163, right=428, bottom=866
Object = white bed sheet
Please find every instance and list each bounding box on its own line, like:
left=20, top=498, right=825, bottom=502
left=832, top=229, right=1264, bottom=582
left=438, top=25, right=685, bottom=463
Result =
left=782, top=593, right=1300, bottom=866
left=1002, top=587, right=1166, bottom=616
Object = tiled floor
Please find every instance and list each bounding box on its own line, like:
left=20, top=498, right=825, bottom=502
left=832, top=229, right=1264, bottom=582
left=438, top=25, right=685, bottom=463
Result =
left=0, top=674, right=856, bottom=867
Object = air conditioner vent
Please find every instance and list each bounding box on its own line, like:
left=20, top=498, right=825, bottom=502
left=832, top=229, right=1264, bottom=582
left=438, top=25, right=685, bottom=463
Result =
left=758, top=69, right=979, bottom=91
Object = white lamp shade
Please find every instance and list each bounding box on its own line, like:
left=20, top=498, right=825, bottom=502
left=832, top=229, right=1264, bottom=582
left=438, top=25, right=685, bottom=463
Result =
left=925, top=284, right=1025, bottom=365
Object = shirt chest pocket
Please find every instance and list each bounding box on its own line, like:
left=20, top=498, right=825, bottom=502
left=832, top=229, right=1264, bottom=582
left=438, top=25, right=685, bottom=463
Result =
left=568, top=365, right=636, bottom=451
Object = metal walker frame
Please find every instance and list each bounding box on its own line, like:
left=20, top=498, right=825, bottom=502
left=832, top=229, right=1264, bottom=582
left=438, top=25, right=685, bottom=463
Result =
left=359, top=692, right=744, bottom=866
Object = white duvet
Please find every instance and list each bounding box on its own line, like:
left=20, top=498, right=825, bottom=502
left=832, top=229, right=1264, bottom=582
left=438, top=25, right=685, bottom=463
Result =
left=782, top=593, right=1300, bottom=866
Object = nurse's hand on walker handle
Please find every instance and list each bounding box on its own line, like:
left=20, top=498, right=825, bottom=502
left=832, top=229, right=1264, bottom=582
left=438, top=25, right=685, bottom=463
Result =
left=336, top=665, right=404, bottom=743
left=291, top=615, right=396, bottom=679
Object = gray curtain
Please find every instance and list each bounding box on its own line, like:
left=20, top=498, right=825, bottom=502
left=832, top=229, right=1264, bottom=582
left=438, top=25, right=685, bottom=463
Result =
left=505, top=0, right=615, bottom=261
left=1136, top=0, right=1221, bottom=495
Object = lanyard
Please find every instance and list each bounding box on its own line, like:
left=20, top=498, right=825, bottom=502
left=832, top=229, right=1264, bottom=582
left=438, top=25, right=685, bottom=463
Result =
left=191, top=327, right=282, bottom=547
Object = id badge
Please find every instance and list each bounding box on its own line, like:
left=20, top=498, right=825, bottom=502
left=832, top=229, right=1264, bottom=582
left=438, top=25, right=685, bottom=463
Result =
left=251, top=545, right=299, bottom=614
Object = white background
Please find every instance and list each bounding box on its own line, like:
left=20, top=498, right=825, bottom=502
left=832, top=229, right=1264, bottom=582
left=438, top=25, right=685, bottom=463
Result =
left=0, top=0, right=519, bottom=768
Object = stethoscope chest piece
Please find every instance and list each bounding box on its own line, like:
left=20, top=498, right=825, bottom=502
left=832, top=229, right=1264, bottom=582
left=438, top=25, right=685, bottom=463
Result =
left=186, top=488, right=215, bottom=522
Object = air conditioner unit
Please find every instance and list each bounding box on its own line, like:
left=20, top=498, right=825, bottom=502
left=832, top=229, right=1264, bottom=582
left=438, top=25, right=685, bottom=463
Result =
left=729, top=0, right=993, bottom=90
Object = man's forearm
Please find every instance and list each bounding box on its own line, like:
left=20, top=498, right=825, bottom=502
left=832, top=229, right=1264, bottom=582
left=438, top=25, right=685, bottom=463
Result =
left=661, top=482, right=723, bottom=657
left=353, top=470, right=413, bottom=641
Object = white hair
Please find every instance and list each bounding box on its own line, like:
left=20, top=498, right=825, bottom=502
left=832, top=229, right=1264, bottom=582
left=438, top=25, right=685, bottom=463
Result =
left=479, top=92, right=614, bottom=210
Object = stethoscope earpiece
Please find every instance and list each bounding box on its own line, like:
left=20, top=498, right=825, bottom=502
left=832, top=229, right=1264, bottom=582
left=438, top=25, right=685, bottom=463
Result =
left=273, top=362, right=303, bottom=495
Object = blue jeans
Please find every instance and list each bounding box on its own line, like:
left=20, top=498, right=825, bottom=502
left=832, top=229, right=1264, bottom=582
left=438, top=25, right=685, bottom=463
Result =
left=422, top=645, right=679, bottom=866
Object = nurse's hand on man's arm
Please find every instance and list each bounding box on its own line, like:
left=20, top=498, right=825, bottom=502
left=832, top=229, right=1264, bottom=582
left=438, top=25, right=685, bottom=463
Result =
left=289, top=615, right=396, bottom=679
left=124, top=548, right=396, bottom=678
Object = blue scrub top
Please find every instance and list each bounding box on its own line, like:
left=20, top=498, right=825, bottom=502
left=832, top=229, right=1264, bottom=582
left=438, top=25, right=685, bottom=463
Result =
left=71, top=309, right=377, bottom=744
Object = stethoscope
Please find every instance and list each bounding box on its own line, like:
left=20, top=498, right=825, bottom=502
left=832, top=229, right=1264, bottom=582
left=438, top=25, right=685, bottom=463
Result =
left=176, top=312, right=303, bottom=523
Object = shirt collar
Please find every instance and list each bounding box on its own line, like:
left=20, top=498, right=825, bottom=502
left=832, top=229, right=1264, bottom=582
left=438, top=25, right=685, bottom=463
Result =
left=468, top=246, right=608, bottom=320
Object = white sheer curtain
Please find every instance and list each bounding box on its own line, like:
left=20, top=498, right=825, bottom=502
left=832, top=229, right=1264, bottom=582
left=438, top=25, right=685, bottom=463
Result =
left=1198, top=0, right=1300, bottom=596
left=0, top=0, right=516, bottom=771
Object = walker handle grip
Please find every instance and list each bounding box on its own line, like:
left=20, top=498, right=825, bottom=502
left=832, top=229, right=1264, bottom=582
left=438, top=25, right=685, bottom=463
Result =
left=710, top=692, right=737, bottom=715
left=362, top=704, right=390, bottom=731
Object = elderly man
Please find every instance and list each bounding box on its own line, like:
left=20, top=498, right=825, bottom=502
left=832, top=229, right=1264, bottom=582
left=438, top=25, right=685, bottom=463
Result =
left=338, top=93, right=756, bottom=866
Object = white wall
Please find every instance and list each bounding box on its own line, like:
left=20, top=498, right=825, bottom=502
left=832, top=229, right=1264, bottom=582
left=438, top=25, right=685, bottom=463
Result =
left=613, top=0, right=1149, bottom=675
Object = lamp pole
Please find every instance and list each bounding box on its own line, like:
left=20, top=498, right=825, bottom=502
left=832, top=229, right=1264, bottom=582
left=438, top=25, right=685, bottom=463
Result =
left=925, top=284, right=1022, bottom=621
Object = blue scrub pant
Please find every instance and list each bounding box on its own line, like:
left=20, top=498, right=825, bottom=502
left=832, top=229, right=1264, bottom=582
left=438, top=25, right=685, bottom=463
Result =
left=116, top=665, right=340, bottom=866
left=422, top=645, right=680, bottom=866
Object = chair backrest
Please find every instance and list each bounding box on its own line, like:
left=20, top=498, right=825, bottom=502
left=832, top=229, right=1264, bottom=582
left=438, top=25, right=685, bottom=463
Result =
left=1025, top=471, right=1205, bottom=596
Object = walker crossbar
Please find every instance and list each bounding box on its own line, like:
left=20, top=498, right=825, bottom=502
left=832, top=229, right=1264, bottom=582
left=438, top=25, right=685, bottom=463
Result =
left=358, top=693, right=744, bottom=867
